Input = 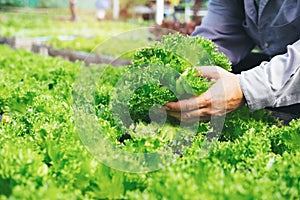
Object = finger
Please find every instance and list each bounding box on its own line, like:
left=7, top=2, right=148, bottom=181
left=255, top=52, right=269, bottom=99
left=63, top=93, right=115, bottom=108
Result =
left=182, top=116, right=211, bottom=123
left=164, top=96, right=202, bottom=112
left=164, top=91, right=212, bottom=112
left=166, top=110, right=211, bottom=123
left=196, top=66, right=219, bottom=80
left=196, top=66, right=229, bottom=80
left=181, top=108, right=211, bottom=121
left=194, top=91, right=212, bottom=108
left=165, top=110, right=181, bottom=120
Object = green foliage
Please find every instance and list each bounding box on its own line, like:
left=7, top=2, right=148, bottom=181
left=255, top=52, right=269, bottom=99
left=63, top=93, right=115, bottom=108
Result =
left=158, top=32, right=231, bottom=71
left=127, top=115, right=300, bottom=200
left=0, top=35, right=299, bottom=200
left=126, top=33, right=230, bottom=123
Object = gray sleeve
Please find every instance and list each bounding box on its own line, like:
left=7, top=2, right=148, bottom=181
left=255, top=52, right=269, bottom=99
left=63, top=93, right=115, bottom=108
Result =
left=239, top=39, right=300, bottom=110
left=191, top=0, right=255, bottom=65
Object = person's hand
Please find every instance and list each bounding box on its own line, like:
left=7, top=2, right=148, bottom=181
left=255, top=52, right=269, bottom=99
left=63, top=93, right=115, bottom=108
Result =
left=163, top=66, right=245, bottom=122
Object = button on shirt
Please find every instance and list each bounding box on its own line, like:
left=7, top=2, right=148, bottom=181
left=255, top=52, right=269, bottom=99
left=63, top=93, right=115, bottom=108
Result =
left=192, top=0, right=300, bottom=110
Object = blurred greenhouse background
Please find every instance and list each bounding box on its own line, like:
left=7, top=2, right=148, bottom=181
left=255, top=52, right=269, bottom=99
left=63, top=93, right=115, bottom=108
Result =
left=1, top=1, right=300, bottom=199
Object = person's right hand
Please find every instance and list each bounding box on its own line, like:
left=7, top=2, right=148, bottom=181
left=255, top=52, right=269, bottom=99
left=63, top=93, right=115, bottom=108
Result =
left=164, top=66, right=245, bottom=122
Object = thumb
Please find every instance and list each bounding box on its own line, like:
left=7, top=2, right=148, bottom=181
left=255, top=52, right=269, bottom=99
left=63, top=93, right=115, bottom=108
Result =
left=196, top=66, right=228, bottom=81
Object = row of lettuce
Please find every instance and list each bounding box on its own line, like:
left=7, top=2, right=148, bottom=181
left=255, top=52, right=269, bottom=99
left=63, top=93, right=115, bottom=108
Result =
left=0, top=43, right=299, bottom=199
left=0, top=11, right=150, bottom=56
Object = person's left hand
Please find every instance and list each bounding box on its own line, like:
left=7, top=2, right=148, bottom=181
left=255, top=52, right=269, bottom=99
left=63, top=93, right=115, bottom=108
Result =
left=163, top=66, right=245, bottom=123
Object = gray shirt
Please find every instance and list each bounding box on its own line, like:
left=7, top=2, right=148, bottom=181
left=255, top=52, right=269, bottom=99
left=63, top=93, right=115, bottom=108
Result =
left=191, top=0, right=300, bottom=110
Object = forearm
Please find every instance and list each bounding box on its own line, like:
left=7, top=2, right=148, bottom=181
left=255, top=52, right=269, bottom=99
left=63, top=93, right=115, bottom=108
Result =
left=239, top=39, right=300, bottom=110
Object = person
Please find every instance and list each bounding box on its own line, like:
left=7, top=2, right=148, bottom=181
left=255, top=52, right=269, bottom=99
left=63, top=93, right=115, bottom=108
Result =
left=164, top=0, right=300, bottom=123
left=69, top=0, right=78, bottom=21
left=95, top=0, right=111, bottom=20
